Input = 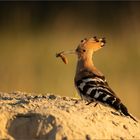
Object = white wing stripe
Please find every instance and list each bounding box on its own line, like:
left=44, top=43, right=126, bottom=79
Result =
left=86, top=87, right=96, bottom=95
left=102, top=95, right=110, bottom=101
left=83, top=77, right=104, bottom=83
left=94, top=91, right=102, bottom=98
left=78, top=82, right=86, bottom=90
left=97, top=87, right=112, bottom=94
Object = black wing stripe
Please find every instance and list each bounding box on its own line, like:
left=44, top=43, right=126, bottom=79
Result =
left=97, top=88, right=114, bottom=97
left=82, top=85, right=94, bottom=95
left=106, top=96, right=115, bottom=105
left=112, top=98, right=121, bottom=110
left=76, top=80, right=83, bottom=86
left=96, top=92, right=107, bottom=102
left=90, top=89, right=97, bottom=98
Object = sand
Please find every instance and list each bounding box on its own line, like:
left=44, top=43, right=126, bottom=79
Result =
left=0, top=91, right=140, bottom=140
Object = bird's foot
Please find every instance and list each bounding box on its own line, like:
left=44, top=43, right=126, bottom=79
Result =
left=86, top=101, right=98, bottom=107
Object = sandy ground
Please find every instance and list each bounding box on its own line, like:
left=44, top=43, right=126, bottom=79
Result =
left=0, top=91, right=140, bottom=140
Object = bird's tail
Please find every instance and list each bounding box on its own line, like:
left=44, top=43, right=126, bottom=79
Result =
left=120, top=103, right=138, bottom=122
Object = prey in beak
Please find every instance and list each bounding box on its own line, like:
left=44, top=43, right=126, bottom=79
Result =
left=56, top=50, right=75, bottom=64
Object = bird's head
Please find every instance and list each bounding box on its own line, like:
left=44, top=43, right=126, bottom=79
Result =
left=56, top=36, right=106, bottom=63
left=76, top=37, right=106, bottom=59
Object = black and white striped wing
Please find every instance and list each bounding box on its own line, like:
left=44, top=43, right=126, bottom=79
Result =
left=75, top=76, right=121, bottom=110
left=75, top=76, right=137, bottom=122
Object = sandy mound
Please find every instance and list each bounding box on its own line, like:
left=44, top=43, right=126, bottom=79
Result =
left=0, top=92, right=140, bottom=140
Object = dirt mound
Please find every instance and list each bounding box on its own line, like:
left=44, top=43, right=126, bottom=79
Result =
left=0, top=92, right=140, bottom=140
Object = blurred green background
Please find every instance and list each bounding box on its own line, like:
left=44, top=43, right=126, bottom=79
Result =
left=0, top=1, right=140, bottom=118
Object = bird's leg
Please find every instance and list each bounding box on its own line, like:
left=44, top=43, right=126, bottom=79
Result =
left=94, top=102, right=98, bottom=107
left=86, top=101, right=98, bottom=107
left=86, top=101, right=93, bottom=105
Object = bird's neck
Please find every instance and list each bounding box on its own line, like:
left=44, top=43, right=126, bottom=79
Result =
left=75, top=54, right=103, bottom=81
left=75, top=54, right=94, bottom=77
left=77, top=56, right=94, bottom=70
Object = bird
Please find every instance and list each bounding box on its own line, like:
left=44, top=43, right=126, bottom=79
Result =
left=56, top=36, right=137, bottom=122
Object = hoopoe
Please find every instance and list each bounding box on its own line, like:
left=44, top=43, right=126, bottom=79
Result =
left=56, top=36, right=137, bottom=122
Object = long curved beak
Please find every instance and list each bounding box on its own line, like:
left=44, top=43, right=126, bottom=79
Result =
left=56, top=50, right=75, bottom=57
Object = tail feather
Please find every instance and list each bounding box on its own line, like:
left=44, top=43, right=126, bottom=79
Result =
left=120, top=103, right=138, bottom=122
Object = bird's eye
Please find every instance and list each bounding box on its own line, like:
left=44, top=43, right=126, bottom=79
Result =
left=83, top=49, right=86, bottom=52
left=81, top=40, right=84, bottom=43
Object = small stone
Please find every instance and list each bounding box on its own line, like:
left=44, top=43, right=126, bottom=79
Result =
left=48, top=95, right=56, bottom=100
left=123, top=125, right=128, bottom=130
left=86, top=134, right=91, bottom=140
left=112, top=121, right=118, bottom=126
left=62, top=136, right=68, bottom=140
left=120, top=137, right=124, bottom=140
